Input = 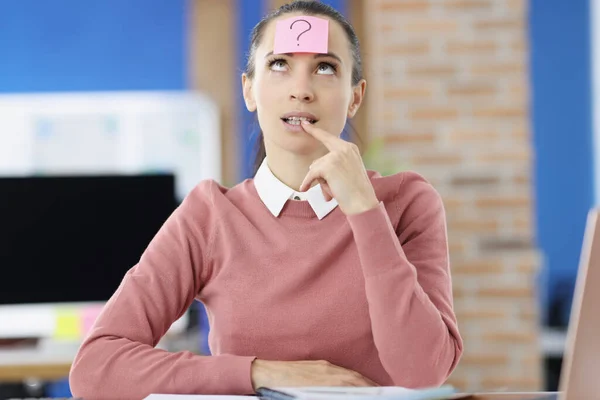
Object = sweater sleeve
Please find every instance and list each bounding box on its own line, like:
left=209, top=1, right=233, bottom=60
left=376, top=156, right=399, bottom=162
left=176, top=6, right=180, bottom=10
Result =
left=69, top=181, right=256, bottom=400
left=346, top=172, right=463, bottom=388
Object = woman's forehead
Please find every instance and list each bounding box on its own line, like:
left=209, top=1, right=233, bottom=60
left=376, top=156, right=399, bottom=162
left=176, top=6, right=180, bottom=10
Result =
left=257, top=14, right=351, bottom=62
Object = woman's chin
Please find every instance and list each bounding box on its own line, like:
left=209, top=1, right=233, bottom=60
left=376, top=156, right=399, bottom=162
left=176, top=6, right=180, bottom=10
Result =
left=275, top=138, right=320, bottom=156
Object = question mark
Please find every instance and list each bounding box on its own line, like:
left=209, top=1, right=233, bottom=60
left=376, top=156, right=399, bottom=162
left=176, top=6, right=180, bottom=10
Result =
left=290, top=19, right=312, bottom=46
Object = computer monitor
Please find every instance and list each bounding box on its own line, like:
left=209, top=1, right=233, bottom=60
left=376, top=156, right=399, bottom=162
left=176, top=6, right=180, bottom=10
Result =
left=0, top=174, right=184, bottom=338
left=0, top=174, right=177, bottom=305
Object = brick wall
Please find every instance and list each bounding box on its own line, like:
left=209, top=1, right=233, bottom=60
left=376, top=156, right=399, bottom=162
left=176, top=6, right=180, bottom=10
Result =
left=360, top=0, right=543, bottom=392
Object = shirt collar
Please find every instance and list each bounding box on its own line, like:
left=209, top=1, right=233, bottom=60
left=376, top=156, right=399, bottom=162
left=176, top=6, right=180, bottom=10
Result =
left=254, top=158, right=338, bottom=220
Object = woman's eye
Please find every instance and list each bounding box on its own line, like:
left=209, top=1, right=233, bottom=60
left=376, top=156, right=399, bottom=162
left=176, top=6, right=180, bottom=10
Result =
left=270, top=60, right=287, bottom=71
left=317, top=63, right=336, bottom=75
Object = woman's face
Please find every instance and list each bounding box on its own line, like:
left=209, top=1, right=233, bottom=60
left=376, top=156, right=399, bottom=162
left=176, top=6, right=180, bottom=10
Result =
left=243, top=13, right=365, bottom=157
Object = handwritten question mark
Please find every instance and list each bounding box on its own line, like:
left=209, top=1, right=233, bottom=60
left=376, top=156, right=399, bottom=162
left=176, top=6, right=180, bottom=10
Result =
left=290, top=19, right=312, bottom=46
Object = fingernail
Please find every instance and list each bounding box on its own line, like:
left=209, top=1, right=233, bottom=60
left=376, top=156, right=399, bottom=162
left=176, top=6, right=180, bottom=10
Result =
left=301, top=120, right=310, bottom=125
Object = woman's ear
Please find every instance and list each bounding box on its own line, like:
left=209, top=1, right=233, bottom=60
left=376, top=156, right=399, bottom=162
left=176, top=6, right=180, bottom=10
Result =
left=347, top=79, right=367, bottom=118
left=242, top=73, right=257, bottom=112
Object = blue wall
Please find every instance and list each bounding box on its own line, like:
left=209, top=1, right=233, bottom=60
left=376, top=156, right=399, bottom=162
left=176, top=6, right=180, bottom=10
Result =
left=0, top=0, right=187, bottom=92
left=529, top=0, right=595, bottom=325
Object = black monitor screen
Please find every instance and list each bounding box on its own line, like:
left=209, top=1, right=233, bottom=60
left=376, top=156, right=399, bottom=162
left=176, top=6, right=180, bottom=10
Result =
left=0, top=174, right=177, bottom=305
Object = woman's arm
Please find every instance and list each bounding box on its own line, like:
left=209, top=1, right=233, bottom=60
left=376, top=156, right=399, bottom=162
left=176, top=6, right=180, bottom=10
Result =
left=346, top=172, right=463, bottom=388
left=69, top=181, right=256, bottom=400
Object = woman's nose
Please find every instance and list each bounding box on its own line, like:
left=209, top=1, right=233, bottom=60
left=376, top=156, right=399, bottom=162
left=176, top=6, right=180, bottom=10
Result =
left=289, top=77, right=315, bottom=103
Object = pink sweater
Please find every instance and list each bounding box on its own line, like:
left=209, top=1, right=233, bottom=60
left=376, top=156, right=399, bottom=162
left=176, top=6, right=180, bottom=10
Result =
left=69, top=170, right=462, bottom=399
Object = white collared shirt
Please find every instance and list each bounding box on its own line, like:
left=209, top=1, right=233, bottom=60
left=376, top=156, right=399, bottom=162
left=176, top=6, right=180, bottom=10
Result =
left=253, top=159, right=338, bottom=220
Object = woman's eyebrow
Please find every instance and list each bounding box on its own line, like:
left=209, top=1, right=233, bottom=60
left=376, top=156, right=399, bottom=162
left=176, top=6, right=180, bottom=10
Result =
left=264, top=51, right=343, bottom=63
left=314, top=52, right=343, bottom=63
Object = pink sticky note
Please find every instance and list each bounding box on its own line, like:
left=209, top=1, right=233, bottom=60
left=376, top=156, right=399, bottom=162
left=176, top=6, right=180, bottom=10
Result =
left=273, top=16, right=329, bottom=54
left=81, top=305, right=104, bottom=335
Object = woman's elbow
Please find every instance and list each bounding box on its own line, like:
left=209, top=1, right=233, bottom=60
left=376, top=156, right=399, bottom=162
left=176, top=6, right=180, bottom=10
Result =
left=69, top=361, right=94, bottom=399
left=430, top=339, right=463, bottom=387
left=69, top=348, right=110, bottom=400
left=394, top=340, right=462, bottom=388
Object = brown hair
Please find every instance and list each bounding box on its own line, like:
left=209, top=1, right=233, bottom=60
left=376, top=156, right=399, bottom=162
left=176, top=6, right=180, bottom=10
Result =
left=244, top=0, right=364, bottom=175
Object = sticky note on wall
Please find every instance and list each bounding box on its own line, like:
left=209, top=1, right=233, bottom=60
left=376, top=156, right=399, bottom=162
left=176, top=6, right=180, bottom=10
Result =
left=54, top=308, right=82, bottom=340
left=82, top=305, right=104, bottom=335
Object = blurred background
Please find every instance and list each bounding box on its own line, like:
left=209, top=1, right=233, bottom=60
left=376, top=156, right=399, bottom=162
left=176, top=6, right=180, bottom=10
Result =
left=0, top=0, right=593, bottom=398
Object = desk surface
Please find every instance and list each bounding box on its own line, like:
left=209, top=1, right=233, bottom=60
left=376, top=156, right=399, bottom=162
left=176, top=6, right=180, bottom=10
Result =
left=0, top=363, right=72, bottom=383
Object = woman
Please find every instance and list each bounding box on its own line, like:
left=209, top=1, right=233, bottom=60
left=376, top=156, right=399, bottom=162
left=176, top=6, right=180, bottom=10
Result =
left=69, top=2, right=463, bottom=398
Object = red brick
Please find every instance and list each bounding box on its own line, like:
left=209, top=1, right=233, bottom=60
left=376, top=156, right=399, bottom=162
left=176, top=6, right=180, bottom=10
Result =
left=444, top=0, right=493, bottom=11
left=450, top=174, right=501, bottom=186
left=449, top=241, right=467, bottom=256
left=510, top=126, right=531, bottom=141
left=384, top=41, right=431, bottom=56
left=513, top=174, right=530, bottom=185
left=514, top=215, right=533, bottom=234
left=460, top=353, right=509, bottom=366
left=447, top=82, right=497, bottom=97
left=507, top=0, right=527, bottom=13
left=407, top=64, right=457, bottom=78
left=378, top=1, right=431, bottom=12
left=476, top=195, right=530, bottom=208
left=445, top=377, right=469, bottom=391
left=382, top=131, right=436, bottom=144
left=481, top=376, right=541, bottom=391
left=517, top=259, right=540, bottom=274
left=452, top=259, right=503, bottom=274
left=448, top=129, right=500, bottom=143
left=471, top=62, right=526, bottom=76
left=449, top=219, right=500, bottom=234
left=446, top=40, right=497, bottom=55
left=456, top=309, right=507, bottom=320
left=483, top=330, right=537, bottom=343
left=395, top=19, right=459, bottom=34
left=509, top=82, right=528, bottom=97
left=519, top=307, right=538, bottom=321
left=523, top=354, right=543, bottom=368
left=411, top=152, right=463, bottom=165
left=381, top=111, right=400, bottom=122
left=408, top=107, right=459, bottom=120
left=511, top=38, right=528, bottom=53
left=473, top=106, right=527, bottom=118
left=477, top=286, right=533, bottom=298
left=474, top=149, right=530, bottom=164
left=479, top=237, right=533, bottom=252
left=474, top=18, right=524, bottom=31
left=443, top=197, right=466, bottom=213
left=451, top=285, right=468, bottom=299
left=384, top=85, right=434, bottom=99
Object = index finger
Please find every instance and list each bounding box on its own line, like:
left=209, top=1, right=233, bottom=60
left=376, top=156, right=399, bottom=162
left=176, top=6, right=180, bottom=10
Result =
left=301, top=120, right=344, bottom=151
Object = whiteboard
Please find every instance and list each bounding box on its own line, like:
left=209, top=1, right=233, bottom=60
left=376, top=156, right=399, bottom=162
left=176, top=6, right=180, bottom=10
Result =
left=0, top=91, right=221, bottom=200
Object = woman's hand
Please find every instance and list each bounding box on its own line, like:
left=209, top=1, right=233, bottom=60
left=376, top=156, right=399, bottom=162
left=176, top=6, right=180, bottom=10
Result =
left=298, top=121, right=379, bottom=216
left=251, top=359, right=379, bottom=390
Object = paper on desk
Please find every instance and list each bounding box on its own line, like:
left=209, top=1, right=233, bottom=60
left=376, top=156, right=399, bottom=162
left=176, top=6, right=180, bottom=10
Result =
left=144, top=396, right=255, bottom=399
left=258, top=384, right=457, bottom=399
